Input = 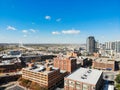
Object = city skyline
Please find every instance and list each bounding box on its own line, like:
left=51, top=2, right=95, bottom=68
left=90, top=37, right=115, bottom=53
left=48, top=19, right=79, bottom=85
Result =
left=0, top=0, right=119, bottom=44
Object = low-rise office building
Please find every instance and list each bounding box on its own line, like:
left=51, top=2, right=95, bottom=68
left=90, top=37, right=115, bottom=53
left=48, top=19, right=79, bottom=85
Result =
left=22, top=63, right=67, bottom=90
left=92, top=58, right=115, bottom=71
left=64, top=68, right=103, bottom=90
left=0, top=58, right=22, bottom=73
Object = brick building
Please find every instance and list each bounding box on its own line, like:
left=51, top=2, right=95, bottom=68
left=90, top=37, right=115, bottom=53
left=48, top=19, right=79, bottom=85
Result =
left=64, top=68, right=103, bottom=90
left=53, top=56, right=77, bottom=73
left=0, top=58, right=22, bottom=73
left=22, top=63, right=67, bottom=90
left=92, top=58, right=115, bottom=71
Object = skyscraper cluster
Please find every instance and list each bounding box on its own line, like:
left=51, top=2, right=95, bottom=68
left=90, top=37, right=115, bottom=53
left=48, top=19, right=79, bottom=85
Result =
left=86, top=36, right=120, bottom=55
left=105, top=41, right=120, bottom=53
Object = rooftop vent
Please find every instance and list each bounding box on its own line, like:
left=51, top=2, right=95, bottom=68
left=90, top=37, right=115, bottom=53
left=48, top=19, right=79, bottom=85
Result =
left=30, top=66, right=37, bottom=70
left=38, top=66, right=45, bottom=72
left=81, top=76, right=85, bottom=79
left=81, top=76, right=87, bottom=79
left=81, top=70, right=92, bottom=79
left=83, top=74, right=87, bottom=77
left=87, top=70, right=92, bottom=73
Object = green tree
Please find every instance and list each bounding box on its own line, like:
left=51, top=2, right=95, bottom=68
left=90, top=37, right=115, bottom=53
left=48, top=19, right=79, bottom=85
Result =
left=115, top=74, right=120, bottom=83
left=19, top=78, right=31, bottom=87
left=116, top=84, right=120, bottom=90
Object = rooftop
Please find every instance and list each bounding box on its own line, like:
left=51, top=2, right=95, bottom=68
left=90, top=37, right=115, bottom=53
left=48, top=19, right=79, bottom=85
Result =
left=66, top=67, right=102, bottom=85
left=0, top=58, right=21, bottom=66
left=55, top=56, right=76, bottom=61
left=94, top=58, right=114, bottom=64
left=23, top=65, right=59, bottom=75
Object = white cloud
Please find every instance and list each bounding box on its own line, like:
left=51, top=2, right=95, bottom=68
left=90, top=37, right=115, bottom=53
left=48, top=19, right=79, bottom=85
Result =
left=62, top=29, right=80, bottom=34
left=52, top=31, right=60, bottom=35
left=22, top=30, right=28, bottom=33
left=56, top=18, right=61, bottom=22
left=7, top=26, right=16, bottom=30
left=45, top=16, right=51, bottom=20
left=30, top=29, right=36, bottom=33
left=52, top=29, right=80, bottom=35
left=23, top=35, right=27, bottom=37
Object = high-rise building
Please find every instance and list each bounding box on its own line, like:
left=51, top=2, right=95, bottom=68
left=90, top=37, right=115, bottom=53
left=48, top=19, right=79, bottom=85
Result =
left=95, top=40, right=99, bottom=49
left=105, top=42, right=115, bottom=50
left=95, top=40, right=99, bottom=52
left=86, top=36, right=96, bottom=54
left=115, top=41, right=120, bottom=53
left=105, top=41, right=120, bottom=53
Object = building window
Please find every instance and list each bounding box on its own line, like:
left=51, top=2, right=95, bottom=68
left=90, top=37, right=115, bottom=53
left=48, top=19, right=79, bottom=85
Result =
left=69, top=80, right=75, bottom=87
left=83, top=84, right=89, bottom=90
left=76, top=81, right=81, bottom=89
left=92, top=86, right=95, bottom=90
left=64, top=80, right=68, bottom=86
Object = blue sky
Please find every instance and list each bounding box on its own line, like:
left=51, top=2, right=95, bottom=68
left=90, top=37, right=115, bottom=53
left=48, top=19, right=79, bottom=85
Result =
left=0, top=0, right=119, bottom=44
